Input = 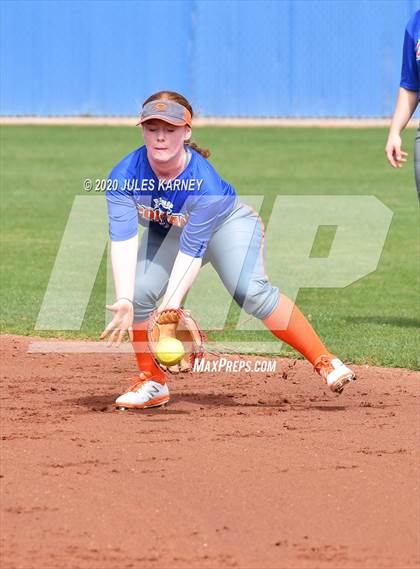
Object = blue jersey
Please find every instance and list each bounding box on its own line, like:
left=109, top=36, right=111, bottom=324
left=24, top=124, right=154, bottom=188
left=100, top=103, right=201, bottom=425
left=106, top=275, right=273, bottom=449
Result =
left=106, top=146, right=237, bottom=258
left=400, top=10, right=420, bottom=97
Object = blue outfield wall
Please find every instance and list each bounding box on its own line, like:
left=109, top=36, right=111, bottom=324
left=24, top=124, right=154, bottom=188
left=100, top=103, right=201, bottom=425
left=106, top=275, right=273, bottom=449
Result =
left=0, top=0, right=418, bottom=117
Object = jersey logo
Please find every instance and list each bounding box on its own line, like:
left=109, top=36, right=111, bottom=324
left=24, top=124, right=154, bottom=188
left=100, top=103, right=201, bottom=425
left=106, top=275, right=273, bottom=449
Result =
left=138, top=198, right=189, bottom=228
left=417, top=39, right=420, bottom=60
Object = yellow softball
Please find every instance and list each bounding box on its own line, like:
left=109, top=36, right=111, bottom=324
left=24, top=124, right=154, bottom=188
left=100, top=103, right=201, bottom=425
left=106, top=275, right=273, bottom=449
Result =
left=156, top=337, right=185, bottom=366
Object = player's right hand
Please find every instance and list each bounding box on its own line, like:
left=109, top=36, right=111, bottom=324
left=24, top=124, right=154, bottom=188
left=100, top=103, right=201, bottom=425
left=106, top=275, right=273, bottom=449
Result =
left=100, top=299, right=134, bottom=347
left=385, top=133, right=408, bottom=168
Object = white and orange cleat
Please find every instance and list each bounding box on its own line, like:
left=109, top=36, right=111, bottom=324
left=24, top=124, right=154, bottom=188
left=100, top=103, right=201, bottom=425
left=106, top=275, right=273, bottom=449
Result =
left=115, top=372, right=170, bottom=410
left=314, top=355, right=356, bottom=394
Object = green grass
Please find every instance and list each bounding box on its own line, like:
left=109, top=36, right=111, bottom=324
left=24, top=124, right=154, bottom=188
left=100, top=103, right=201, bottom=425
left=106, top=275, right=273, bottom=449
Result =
left=1, top=125, right=419, bottom=369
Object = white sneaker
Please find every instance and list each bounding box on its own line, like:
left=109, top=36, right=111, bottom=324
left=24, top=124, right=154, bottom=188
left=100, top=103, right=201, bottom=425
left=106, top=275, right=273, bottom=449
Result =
left=115, top=372, right=170, bottom=410
left=314, top=355, right=356, bottom=394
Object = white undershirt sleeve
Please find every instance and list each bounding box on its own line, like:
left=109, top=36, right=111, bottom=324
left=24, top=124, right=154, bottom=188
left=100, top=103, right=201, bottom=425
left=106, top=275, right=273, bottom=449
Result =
left=110, top=234, right=138, bottom=301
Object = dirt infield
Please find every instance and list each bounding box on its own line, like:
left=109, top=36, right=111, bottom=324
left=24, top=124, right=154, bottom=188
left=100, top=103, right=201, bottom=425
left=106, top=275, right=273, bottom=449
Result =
left=1, top=334, right=419, bottom=569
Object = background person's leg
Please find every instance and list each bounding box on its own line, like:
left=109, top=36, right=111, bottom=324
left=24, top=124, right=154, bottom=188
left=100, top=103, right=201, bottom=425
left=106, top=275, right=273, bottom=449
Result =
left=414, top=127, right=420, bottom=202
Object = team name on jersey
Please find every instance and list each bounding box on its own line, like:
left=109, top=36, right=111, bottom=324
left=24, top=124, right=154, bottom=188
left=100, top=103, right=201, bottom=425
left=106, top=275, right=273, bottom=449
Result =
left=137, top=200, right=189, bottom=228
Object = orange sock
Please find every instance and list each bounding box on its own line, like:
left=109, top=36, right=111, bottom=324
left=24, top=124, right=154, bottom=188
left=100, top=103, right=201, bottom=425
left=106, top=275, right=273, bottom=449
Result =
left=263, top=294, right=332, bottom=366
left=132, top=321, right=166, bottom=385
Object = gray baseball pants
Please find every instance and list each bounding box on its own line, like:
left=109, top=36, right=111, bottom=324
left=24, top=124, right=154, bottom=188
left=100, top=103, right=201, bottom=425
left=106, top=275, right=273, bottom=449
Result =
left=133, top=202, right=279, bottom=322
left=415, top=127, right=420, bottom=202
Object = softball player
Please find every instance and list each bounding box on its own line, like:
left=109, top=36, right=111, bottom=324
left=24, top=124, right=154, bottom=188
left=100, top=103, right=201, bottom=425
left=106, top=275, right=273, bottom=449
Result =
left=385, top=10, right=420, bottom=200
left=101, top=91, right=355, bottom=409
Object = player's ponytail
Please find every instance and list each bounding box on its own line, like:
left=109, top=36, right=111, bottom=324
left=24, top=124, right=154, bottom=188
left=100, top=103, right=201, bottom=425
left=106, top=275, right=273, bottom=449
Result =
left=142, top=91, right=211, bottom=159
left=184, top=140, right=210, bottom=159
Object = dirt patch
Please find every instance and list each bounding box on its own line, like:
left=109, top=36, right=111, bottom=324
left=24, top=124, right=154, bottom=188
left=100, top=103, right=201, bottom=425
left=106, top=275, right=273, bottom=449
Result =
left=1, top=334, right=419, bottom=569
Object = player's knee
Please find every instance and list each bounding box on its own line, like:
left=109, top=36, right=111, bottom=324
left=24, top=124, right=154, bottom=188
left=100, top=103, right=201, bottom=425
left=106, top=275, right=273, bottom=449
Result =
left=133, top=287, right=157, bottom=322
left=235, top=279, right=279, bottom=320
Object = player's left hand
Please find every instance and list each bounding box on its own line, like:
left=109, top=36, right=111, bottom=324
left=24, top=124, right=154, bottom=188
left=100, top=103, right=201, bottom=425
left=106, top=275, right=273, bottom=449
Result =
left=385, top=133, right=408, bottom=168
left=100, top=299, right=134, bottom=347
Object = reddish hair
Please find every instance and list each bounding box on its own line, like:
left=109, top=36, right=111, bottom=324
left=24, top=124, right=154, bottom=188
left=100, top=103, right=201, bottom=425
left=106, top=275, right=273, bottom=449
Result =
left=142, top=91, right=210, bottom=159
